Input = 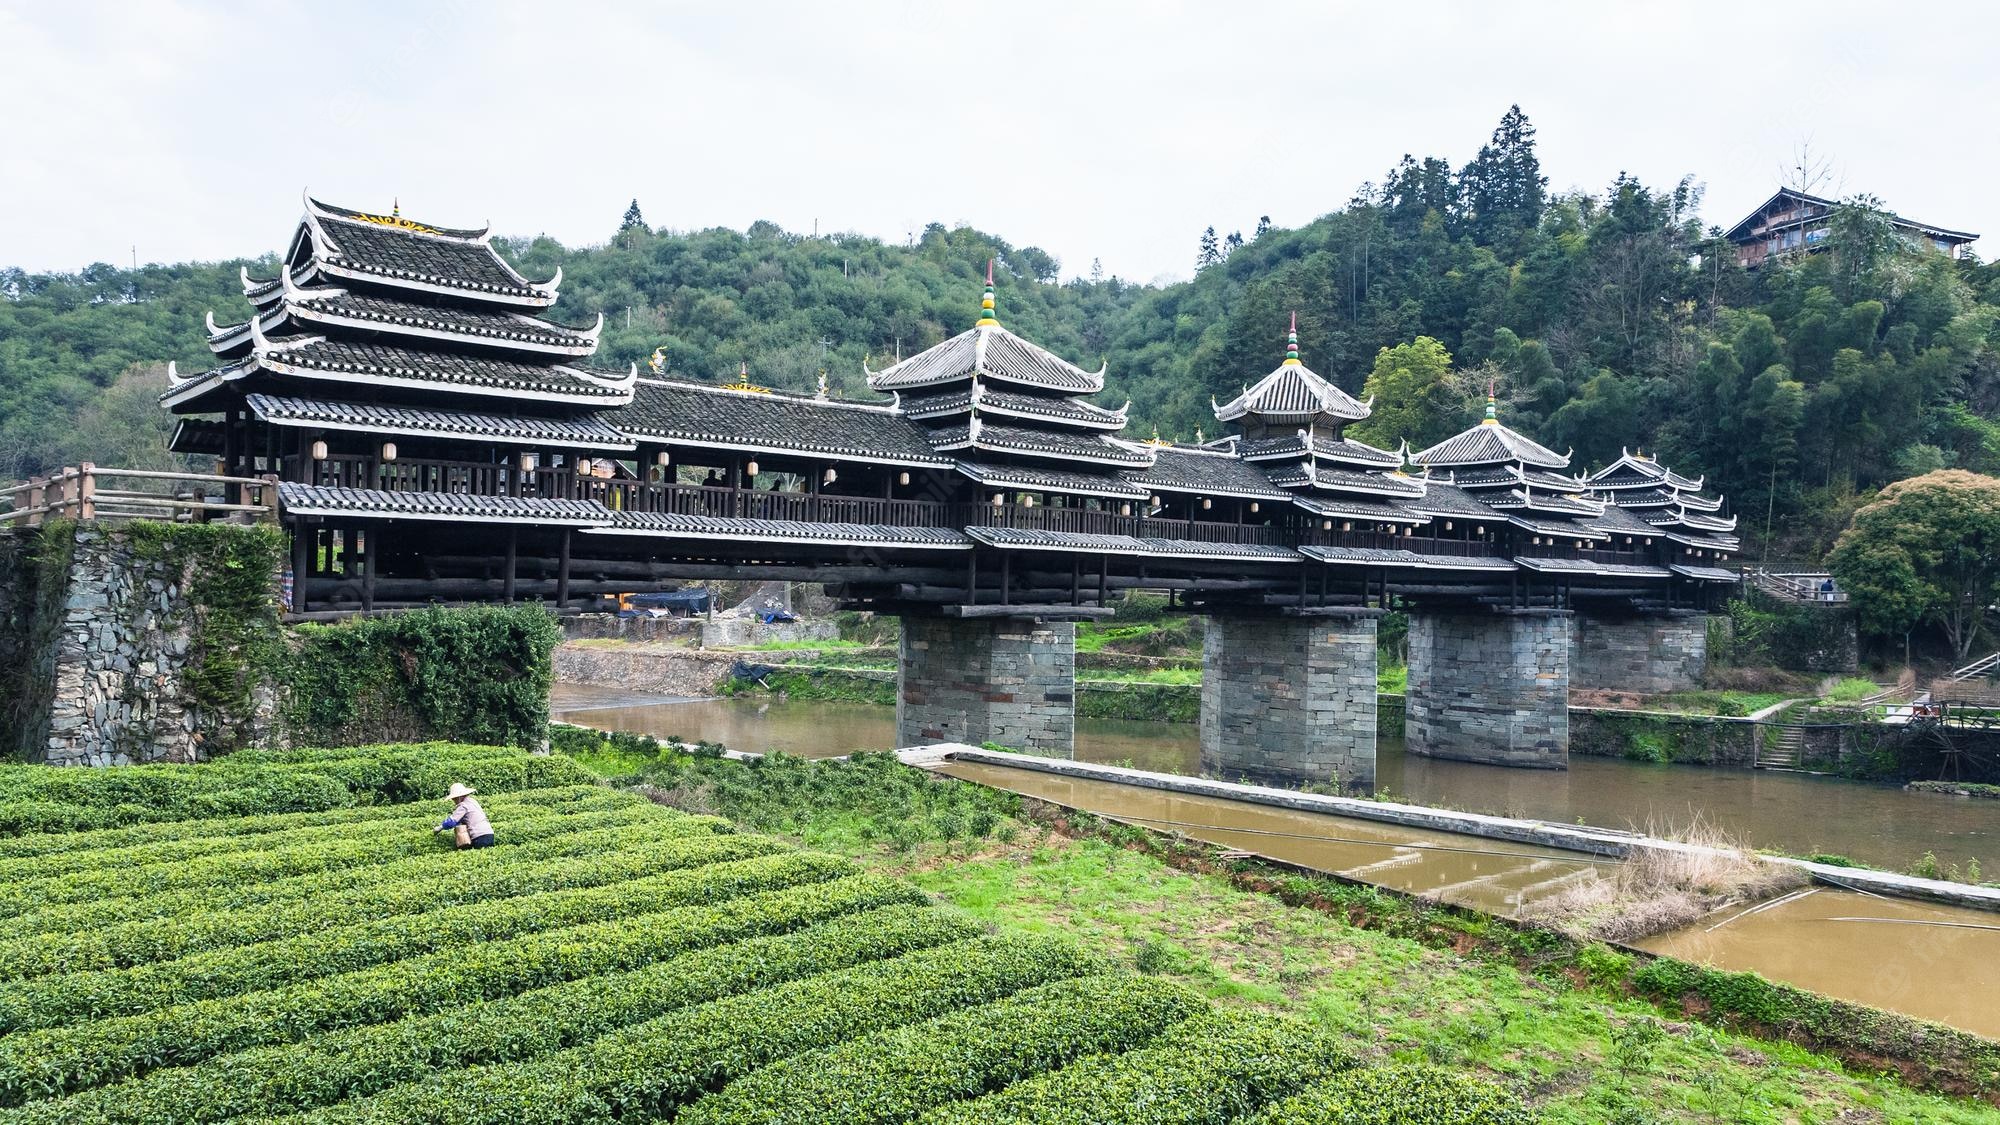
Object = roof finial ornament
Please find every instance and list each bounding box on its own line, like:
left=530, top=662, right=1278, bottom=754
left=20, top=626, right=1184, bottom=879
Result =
left=1482, top=376, right=1499, bottom=425
left=392, top=197, right=400, bottom=218
left=648, top=346, right=667, bottom=375
left=1284, top=312, right=1301, bottom=366
left=975, top=258, right=999, bottom=328
left=816, top=369, right=829, bottom=399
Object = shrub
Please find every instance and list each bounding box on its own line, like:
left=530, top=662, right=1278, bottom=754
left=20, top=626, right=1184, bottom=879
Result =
left=13, top=904, right=978, bottom=1125
left=675, top=974, right=1205, bottom=1125
left=1245, top=1065, right=1528, bottom=1125
left=287, top=935, right=1102, bottom=1124
left=913, top=1010, right=1356, bottom=1124
left=0, top=870, right=917, bottom=1102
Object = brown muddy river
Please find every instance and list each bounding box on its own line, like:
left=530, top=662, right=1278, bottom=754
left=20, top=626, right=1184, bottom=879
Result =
left=553, top=686, right=2000, bottom=1037
left=552, top=686, right=1997, bottom=876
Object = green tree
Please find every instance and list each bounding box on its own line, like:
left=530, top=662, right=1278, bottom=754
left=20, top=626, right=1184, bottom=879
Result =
left=619, top=199, right=646, bottom=233
left=1827, top=470, right=2000, bottom=661
left=1351, top=337, right=1458, bottom=449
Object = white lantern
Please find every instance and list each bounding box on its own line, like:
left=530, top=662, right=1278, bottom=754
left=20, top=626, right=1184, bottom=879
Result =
left=1341, top=521, right=1352, bottom=532
left=1200, top=497, right=1212, bottom=511
left=520, top=452, right=538, bottom=473
left=1024, top=495, right=1036, bottom=508
left=380, top=442, right=397, bottom=463
left=898, top=471, right=910, bottom=486
left=1249, top=502, right=1260, bottom=514
left=823, top=468, right=837, bottom=485
left=1575, top=539, right=1585, bottom=549
left=1120, top=503, right=1132, bottom=516
left=992, top=493, right=1004, bottom=507
left=1532, top=536, right=1541, bottom=546
left=656, top=451, right=669, bottom=467
left=310, top=440, right=328, bottom=461
left=1150, top=495, right=1161, bottom=507
left=745, top=460, right=759, bottom=478
left=1444, top=520, right=1453, bottom=531
left=1322, top=520, right=1333, bottom=531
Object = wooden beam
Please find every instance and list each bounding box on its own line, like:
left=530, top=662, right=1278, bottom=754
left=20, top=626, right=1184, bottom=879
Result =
left=941, top=603, right=1115, bottom=620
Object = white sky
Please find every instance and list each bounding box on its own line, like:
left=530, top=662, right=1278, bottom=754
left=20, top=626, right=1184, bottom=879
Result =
left=1, top=1, right=1991, bottom=283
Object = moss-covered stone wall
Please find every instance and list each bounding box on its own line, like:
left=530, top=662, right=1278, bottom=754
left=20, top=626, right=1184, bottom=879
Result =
left=2, top=522, right=560, bottom=764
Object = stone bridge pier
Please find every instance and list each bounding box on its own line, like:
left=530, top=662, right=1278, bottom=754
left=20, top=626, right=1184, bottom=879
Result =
left=1405, top=608, right=1569, bottom=769
left=1200, top=610, right=1382, bottom=791
left=1568, top=610, right=1710, bottom=695
left=895, top=614, right=1076, bottom=757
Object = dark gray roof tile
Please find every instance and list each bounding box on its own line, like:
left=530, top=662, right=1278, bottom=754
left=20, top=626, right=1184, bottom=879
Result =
left=621, top=379, right=949, bottom=465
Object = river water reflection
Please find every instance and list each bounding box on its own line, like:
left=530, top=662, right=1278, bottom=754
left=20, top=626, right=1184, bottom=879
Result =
left=553, top=686, right=1996, bottom=876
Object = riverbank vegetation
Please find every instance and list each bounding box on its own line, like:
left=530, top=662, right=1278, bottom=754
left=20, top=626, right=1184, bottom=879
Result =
left=1517, top=825, right=1808, bottom=943
left=552, top=730, right=2000, bottom=1121
left=0, top=742, right=1530, bottom=1123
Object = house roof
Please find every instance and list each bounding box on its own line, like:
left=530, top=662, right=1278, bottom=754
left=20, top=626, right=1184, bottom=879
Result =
left=1213, top=363, right=1370, bottom=425
left=1723, top=187, right=1978, bottom=245
left=597, top=511, right=971, bottom=550
left=899, top=385, right=1128, bottom=430
left=926, top=421, right=1154, bottom=467
left=864, top=325, right=1105, bottom=394
left=1412, top=415, right=1570, bottom=470
left=619, top=379, right=950, bottom=466
left=246, top=394, right=633, bottom=450
left=277, top=483, right=611, bottom=526
left=1236, top=433, right=1401, bottom=468
left=164, top=333, right=634, bottom=411
left=1123, top=446, right=1292, bottom=499
left=958, top=461, right=1151, bottom=500
left=293, top=196, right=558, bottom=306
left=216, top=282, right=597, bottom=360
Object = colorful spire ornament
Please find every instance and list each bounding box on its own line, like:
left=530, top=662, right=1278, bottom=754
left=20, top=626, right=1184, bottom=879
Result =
left=1482, top=376, right=1499, bottom=424
left=1283, top=312, right=1301, bottom=366
left=976, top=258, right=999, bottom=328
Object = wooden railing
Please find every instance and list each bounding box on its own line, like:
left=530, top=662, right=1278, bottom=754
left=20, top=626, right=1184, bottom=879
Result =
left=1746, top=568, right=1848, bottom=603
left=1, top=464, right=278, bottom=528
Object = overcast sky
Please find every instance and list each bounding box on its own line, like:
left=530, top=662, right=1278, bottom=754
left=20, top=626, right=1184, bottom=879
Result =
left=2, top=1, right=1991, bottom=283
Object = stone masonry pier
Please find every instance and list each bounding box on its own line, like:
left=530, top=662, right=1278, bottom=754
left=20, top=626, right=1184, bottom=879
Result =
left=1200, top=611, right=1381, bottom=790
left=1405, top=608, right=1569, bottom=769
left=1568, top=611, right=1710, bottom=695
left=896, top=615, right=1076, bottom=757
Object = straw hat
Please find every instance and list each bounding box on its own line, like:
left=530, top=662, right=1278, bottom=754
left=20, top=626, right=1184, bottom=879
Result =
left=445, top=783, right=478, bottom=801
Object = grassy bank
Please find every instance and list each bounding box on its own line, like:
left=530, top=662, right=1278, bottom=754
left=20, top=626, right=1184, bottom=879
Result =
left=557, top=732, right=2000, bottom=1123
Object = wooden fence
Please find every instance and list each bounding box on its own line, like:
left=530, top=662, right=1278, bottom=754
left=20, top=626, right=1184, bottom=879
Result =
left=0, top=464, right=279, bottom=528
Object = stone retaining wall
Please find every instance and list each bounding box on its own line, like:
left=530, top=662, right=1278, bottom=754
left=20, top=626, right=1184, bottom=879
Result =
left=1200, top=612, right=1379, bottom=789
left=552, top=643, right=741, bottom=698
left=1405, top=609, right=1569, bottom=768
left=2, top=525, right=281, bottom=765
left=897, top=616, right=1075, bottom=756
left=1570, top=612, right=1709, bottom=694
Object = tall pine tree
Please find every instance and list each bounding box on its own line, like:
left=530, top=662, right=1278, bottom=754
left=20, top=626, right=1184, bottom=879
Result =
left=619, top=199, right=647, bottom=233
left=1458, top=105, right=1547, bottom=244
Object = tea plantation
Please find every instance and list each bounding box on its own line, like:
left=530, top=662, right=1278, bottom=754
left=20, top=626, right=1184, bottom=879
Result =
left=0, top=744, right=1520, bottom=1123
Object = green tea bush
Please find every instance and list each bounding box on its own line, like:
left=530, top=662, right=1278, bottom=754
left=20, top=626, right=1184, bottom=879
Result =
left=0, top=870, right=915, bottom=1103
left=288, top=935, right=1101, bottom=1124
left=9, top=904, right=978, bottom=1125
left=1245, top=1065, right=1528, bottom=1124
left=676, top=974, right=1205, bottom=1125
left=0, top=841, right=805, bottom=1029
left=914, top=1010, right=1355, bottom=1124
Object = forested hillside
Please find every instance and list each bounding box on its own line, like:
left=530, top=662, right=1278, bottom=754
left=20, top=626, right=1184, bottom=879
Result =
left=4, top=108, right=1996, bottom=562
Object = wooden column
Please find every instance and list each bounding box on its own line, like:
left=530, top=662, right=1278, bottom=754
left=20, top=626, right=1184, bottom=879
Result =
left=503, top=526, right=519, bottom=604
left=555, top=529, right=573, bottom=608
left=359, top=525, right=377, bottom=613
left=290, top=524, right=310, bottom=614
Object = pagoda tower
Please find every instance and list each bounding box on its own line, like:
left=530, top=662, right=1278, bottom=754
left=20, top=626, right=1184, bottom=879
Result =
left=867, top=261, right=1151, bottom=504
left=1585, top=450, right=1739, bottom=568
left=1218, top=314, right=1425, bottom=536
left=165, top=195, right=636, bottom=610
left=1408, top=386, right=1606, bottom=553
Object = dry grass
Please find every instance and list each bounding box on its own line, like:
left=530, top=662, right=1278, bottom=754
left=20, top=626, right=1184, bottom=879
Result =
left=1519, top=819, right=1809, bottom=943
